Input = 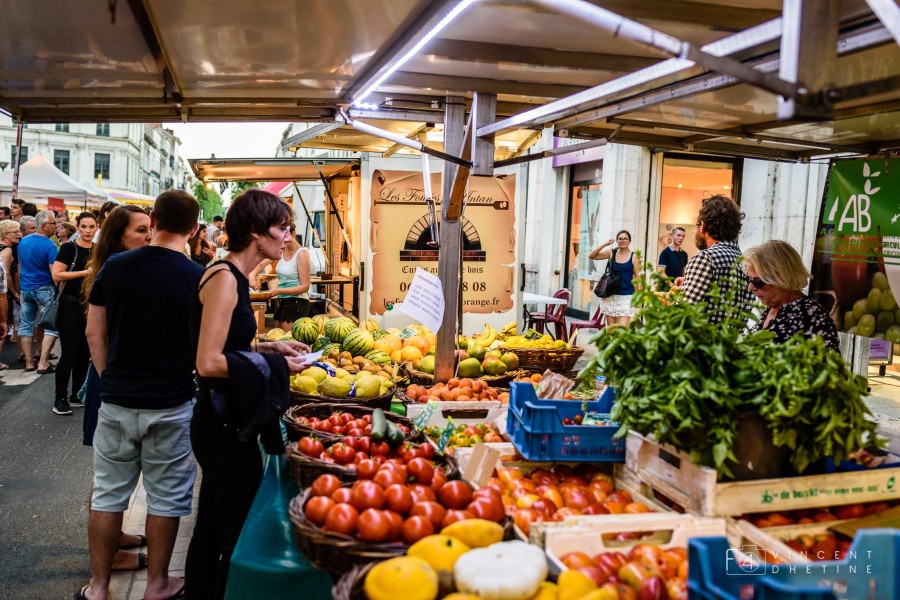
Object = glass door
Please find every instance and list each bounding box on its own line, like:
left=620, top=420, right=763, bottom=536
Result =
left=565, top=181, right=602, bottom=318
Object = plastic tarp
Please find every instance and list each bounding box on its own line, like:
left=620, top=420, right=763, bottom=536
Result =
left=0, top=155, right=109, bottom=204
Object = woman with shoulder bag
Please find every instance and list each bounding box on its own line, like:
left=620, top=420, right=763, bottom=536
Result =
left=589, top=230, right=639, bottom=327
left=50, top=212, right=97, bottom=415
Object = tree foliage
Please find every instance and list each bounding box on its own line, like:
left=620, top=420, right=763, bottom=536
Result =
left=192, top=181, right=224, bottom=222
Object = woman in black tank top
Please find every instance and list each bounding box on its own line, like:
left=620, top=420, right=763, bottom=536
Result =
left=186, top=190, right=315, bottom=600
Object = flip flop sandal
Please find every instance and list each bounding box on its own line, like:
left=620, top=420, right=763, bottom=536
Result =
left=118, top=533, right=147, bottom=549
left=111, top=551, right=147, bottom=572
left=37, top=364, right=57, bottom=374
left=0, top=363, right=8, bottom=371
left=73, top=584, right=91, bottom=600
left=24, top=366, right=36, bottom=372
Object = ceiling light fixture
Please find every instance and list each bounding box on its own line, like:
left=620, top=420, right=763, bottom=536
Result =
left=353, top=0, right=478, bottom=107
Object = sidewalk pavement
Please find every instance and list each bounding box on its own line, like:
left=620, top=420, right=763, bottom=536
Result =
left=108, top=475, right=198, bottom=600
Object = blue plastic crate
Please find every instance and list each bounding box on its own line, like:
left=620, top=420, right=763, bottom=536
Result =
left=688, top=529, right=900, bottom=600
left=505, top=382, right=624, bottom=462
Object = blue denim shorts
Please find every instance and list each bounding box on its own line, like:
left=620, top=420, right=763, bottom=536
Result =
left=92, top=401, right=196, bottom=517
left=19, top=284, right=59, bottom=337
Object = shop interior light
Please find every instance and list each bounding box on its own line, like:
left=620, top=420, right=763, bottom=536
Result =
left=352, top=0, right=478, bottom=107
left=677, top=183, right=683, bottom=188
left=723, top=185, right=730, bottom=189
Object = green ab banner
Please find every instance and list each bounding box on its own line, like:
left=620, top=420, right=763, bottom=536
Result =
left=811, top=157, right=900, bottom=340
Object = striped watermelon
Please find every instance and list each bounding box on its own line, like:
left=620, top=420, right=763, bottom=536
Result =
left=362, top=318, right=380, bottom=332
left=372, top=329, right=391, bottom=340
left=364, top=350, right=391, bottom=365
left=312, top=314, right=329, bottom=335
left=342, top=328, right=374, bottom=357
left=321, top=343, right=342, bottom=358
left=291, top=317, right=319, bottom=345
left=324, top=317, right=356, bottom=344
left=311, top=336, right=331, bottom=352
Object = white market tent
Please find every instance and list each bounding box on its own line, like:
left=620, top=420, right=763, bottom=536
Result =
left=0, top=155, right=109, bottom=205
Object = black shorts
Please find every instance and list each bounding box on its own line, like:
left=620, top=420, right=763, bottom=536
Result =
left=273, top=297, right=310, bottom=323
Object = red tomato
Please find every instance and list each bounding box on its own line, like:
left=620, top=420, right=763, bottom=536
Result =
left=530, top=497, right=558, bottom=518
left=410, top=501, right=447, bottom=530
left=347, top=429, right=365, bottom=438
left=311, top=474, right=342, bottom=497
left=441, top=509, right=475, bottom=528
left=356, top=459, right=378, bottom=480
left=362, top=414, right=373, bottom=424
left=438, top=481, right=474, bottom=510
left=350, top=480, right=385, bottom=511
left=323, top=503, right=358, bottom=535
left=341, top=413, right=354, bottom=425
left=332, top=425, right=345, bottom=435
left=373, top=469, right=405, bottom=489
left=582, top=503, right=611, bottom=515
left=467, top=498, right=505, bottom=523
left=330, top=443, right=356, bottom=465
left=418, top=442, right=436, bottom=460
left=406, top=458, right=435, bottom=485
left=370, top=455, right=386, bottom=466
left=384, top=484, right=414, bottom=515
left=327, top=414, right=343, bottom=428
left=356, top=437, right=371, bottom=454
left=400, top=445, right=424, bottom=464
left=429, top=468, right=448, bottom=493
left=529, top=469, right=559, bottom=486
left=364, top=425, right=373, bottom=434
left=594, top=552, right=628, bottom=575
left=472, top=487, right=503, bottom=503
left=298, top=437, right=324, bottom=458
left=354, top=451, right=369, bottom=464
left=409, top=484, right=437, bottom=504
left=355, top=508, right=391, bottom=542
left=513, top=508, right=542, bottom=536
left=297, top=417, right=311, bottom=427
left=304, top=496, right=335, bottom=526
left=369, top=441, right=391, bottom=456
left=577, top=566, right=611, bottom=587
left=564, top=489, right=592, bottom=510
left=401, top=515, right=434, bottom=544
left=331, top=487, right=353, bottom=504
left=383, top=509, right=403, bottom=541
left=343, top=436, right=359, bottom=450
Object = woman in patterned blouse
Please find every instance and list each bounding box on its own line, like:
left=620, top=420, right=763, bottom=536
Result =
left=742, top=240, right=839, bottom=351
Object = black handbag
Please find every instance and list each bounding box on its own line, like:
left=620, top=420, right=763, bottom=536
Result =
left=593, top=248, right=622, bottom=298
left=36, top=244, right=79, bottom=331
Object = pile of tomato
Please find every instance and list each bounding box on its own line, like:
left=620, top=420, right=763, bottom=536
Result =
left=744, top=500, right=897, bottom=528
left=303, top=463, right=504, bottom=544
left=293, top=411, right=411, bottom=437
left=560, top=545, right=688, bottom=600
left=296, top=434, right=435, bottom=469
left=486, top=464, right=653, bottom=535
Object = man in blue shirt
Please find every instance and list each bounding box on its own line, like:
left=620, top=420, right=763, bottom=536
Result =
left=657, top=226, right=688, bottom=290
left=17, top=210, right=60, bottom=381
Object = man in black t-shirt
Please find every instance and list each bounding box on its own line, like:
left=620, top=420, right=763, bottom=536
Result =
left=82, top=190, right=202, bottom=600
left=657, top=226, right=689, bottom=290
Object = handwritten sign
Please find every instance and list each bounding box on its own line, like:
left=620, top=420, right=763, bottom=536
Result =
left=413, top=401, right=439, bottom=430
left=437, top=419, right=456, bottom=454
left=398, top=268, right=445, bottom=333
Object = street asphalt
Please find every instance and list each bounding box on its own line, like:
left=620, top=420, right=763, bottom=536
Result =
left=0, top=341, right=94, bottom=599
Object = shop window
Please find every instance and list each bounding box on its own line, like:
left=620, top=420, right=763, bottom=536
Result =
left=565, top=181, right=603, bottom=319
left=10, top=146, right=28, bottom=166
left=94, top=153, right=111, bottom=181
left=657, top=154, right=739, bottom=272
left=55, top=123, right=69, bottom=132
left=54, top=149, right=70, bottom=175
left=96, top=123, right=110, bottom=136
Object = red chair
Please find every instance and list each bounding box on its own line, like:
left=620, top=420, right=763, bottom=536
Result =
left=569, top=305, right=606, bottom=342
left=526, top=288, right=572, bottom=342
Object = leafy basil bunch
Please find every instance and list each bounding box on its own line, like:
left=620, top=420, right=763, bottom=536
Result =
left=584, top=267, right=877, bottom=479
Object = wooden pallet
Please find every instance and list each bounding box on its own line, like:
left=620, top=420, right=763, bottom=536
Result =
left=542, top=513, right=809, bottom=571
left=620, top=432, right=900, bottom=517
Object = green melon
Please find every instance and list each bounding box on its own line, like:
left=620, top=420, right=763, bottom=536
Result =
left=311, top=336, right=331, bottom=352
left=321, top=343, right=342, bottom=357
left=364, top=350, right=391, bottom=365
left=342, top=328, right=375, bottom=357
left=372, top=328, right=391, bottom=340
left=291, top=317, right=319, bottom=345
left=324, top=317, right=356, bottom=344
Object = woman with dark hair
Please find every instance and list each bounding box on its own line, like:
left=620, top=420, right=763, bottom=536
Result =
left=589, top=229, right=640, bottom=327
left=51, top=211, right=97, bottom=415
left=56, top=222, right=77, bottom=244
left=186, top=189, right=315, bottom=599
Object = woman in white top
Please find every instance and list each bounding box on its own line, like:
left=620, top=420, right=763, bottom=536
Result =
left=252, top=223, right=311, bottom=330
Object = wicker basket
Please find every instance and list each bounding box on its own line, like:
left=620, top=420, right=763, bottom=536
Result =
left=282, top=403, right=421, bottom=443
left=404, top=366, right=523, bottom=389
left=289, top=491, right=408, bottom=576
left=286, top=439, right=460, bottom=489
left=499, top=346, right=584, bottom=372
left=289, top=388, right=395, bottom=411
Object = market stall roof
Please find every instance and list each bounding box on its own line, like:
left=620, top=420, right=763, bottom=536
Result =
left=0, top=155, right=109, bottom=203
left=189, top=158, right=358, bottom=183
left=1, top=0, right=898, bottom=161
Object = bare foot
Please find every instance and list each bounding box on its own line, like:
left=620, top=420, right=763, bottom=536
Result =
left=144, top=576, right=185, bottom=600
left=118, top=531, right=145, bottom=548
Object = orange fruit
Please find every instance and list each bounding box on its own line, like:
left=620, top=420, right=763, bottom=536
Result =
left=399, top=346, right=423, bottom=362
left=530, top=373, right=542, bottom=383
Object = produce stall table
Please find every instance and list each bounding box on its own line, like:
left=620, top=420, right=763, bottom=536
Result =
left=522, top=291, right=568, bottom=336
left=224, top=453, right=332, bottom=600
left=312, top=275, right=359, bottom=316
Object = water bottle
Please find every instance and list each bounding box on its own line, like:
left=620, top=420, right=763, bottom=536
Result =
left=595, top=374, right=607, bottom=396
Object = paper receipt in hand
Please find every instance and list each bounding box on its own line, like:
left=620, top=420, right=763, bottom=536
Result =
left=303, top=350, right=324, bottom=362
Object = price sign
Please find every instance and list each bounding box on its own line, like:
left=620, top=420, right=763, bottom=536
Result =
left=437, top=419, right=456, bottom=454
left=413, top=401, right=439, bottom=430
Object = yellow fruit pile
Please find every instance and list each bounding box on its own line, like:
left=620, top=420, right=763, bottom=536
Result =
left=501, top=334, right=569, bottom=350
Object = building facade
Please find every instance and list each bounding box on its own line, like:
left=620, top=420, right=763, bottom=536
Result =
left=0, top=118, right=190, bottom=197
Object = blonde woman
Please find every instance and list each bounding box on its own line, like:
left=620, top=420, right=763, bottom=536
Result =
left=0, top=219, right=23, bottom=368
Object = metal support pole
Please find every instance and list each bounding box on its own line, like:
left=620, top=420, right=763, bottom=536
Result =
left=778, top=0, right=839, bottom=120
left=290, top=181, right=329, bottom=270
left=11, top=123, right=23, bottom=198
left=435, top=96, right=466, bottom=382
left=315, top=162, right=361, bottom=278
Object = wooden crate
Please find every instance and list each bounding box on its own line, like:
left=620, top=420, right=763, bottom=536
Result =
left=543, top=513, right=810, bottom=572
left=406, top=401, right=503, bottom=429
left=621, top=432, right=900, bottom=517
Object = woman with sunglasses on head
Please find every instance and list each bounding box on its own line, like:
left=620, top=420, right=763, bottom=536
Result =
left=187, top=189, right=316, bottom=599
left=590, top=230, right=640, bottom=327
left=743, top=240, right=839, bottom=351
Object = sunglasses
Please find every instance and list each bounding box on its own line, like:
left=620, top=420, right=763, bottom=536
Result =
left=747, top=276, right=767, bottom=289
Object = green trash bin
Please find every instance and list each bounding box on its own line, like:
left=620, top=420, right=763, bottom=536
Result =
left=224, top=453, right=333, bottom=600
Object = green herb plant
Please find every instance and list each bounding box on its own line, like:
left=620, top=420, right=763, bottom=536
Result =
left=582, top=265, right=878, bottom=479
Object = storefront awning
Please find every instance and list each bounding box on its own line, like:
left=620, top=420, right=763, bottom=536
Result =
left=189, top=158, right=358, bottom=183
